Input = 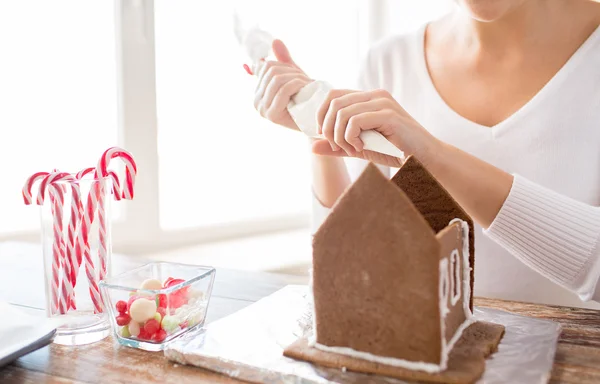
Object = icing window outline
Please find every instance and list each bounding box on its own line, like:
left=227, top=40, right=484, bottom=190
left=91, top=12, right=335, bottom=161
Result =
left=439, top=258, right=449, bottom=310
left=450, top=249, right=461, bottom=305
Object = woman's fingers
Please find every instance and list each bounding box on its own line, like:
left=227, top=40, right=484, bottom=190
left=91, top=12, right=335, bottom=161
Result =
left=311, top=139, right=403, bottom=168
left=316, top=90, right=356, bottom=137
left=322, top=93, right=373, bottom=153
left=260, top=73, right=310, bottom=112
left=266, top=78, right=310, bottom=122
left=311, top=139, right=351, bottom=157
left=255, top=61, right=302, bottom=97
left=322, top=96, right=393, bottom=154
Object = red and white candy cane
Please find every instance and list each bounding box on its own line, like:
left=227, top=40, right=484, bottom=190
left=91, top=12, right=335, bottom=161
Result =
left=96, top=147, right=136, bottom=200
left=23, top=171, right=66, bottom=314
left=76, top=167, right=121, bottom=284
left=77, top=178, right=104, bottom=314
left=94, top=147, right=136, bottom=282
left=22, top=172, right=49, bottom=205
left=77, top=167, right=121, bottom=200
left=38, top=171, right=74, bottom=315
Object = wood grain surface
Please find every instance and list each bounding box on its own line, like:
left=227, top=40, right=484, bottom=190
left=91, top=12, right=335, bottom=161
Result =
left=1, top=243, right=599, bottom=383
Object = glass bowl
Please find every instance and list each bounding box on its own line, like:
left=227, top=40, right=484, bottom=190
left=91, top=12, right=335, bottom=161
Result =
left=100, top=262, right=216, bottom=351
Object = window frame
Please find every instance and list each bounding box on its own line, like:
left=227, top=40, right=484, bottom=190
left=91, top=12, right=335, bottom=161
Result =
left=1, top=0, right=388, bottom=253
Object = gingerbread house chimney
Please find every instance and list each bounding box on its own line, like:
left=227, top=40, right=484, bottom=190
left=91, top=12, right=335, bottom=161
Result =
left=309, top=157, right=475, bottom=372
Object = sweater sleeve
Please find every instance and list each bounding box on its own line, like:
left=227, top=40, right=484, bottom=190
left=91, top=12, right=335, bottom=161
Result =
left=484, top=175, right=600, bottom=302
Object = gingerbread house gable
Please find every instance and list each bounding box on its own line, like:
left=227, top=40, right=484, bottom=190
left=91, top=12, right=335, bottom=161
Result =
left=391, top=156, right=475, bottom=310
left=310, top=160, right=475, bottom=373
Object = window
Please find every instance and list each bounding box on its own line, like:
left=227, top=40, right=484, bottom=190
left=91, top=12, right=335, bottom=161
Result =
left=154, top=0, right=360, bottom=230
left=1, top=1, right=454, bottom=252
left=0, top=1, right=118, bottom=234
left=439, top=258, right=449, bottom=305
left=450, top=250, right=461, bottom=305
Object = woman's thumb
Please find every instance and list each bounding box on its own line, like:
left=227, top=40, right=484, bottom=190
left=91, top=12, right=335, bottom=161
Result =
left=273, top=39, right=296, bottom=66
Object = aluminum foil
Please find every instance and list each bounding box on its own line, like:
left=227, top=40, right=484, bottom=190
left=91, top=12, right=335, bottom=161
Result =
left=165, top=285, right=560, bottom=384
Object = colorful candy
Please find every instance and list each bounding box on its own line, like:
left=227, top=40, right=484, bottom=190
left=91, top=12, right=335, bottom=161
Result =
left=152, top=329, right=167, bottom=342
left=116, top=313, right=131, bottom=326
left=115, top=300, right=127, bottom=314
left=129, top=298, right=157, bottom=323
left=128, top=320, right=140, bottom=337
left=141, top=278, right=162, bottom=290
left=144, top=319, right=160, bottom=335
left=114, top=276, right=206, bottom=344
left=121, top=325, right=131, bottom=338
left=161, top=315, right=180, bottom=333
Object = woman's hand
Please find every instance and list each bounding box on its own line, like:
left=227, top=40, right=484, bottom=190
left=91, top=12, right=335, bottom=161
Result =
left=312, top=89, right=439, bottom=168
left=254, top=40, right=312, bottom=130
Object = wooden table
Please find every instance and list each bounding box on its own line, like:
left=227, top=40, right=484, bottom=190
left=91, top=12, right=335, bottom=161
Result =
left=1, top=245, right=600, bottom=383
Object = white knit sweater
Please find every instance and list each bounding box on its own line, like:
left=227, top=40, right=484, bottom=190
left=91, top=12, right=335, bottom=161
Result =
left=312, top=24, right=600, bottom=309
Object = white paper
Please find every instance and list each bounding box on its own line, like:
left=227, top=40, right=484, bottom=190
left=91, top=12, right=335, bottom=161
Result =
left=0, top=302, right=58, bottom=366
left=234, top=22, right=405, bottom=160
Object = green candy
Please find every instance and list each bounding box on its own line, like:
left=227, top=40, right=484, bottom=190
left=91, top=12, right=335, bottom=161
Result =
left=161, top=315, right=180, bottom=333
left=121, top=325, right=131, bottom=338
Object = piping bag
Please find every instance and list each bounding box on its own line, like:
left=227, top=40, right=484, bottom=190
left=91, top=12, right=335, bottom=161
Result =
left=235, top=20, right=405, bottom=159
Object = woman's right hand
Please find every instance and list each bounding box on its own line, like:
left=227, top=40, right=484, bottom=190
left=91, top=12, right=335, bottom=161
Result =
left=254, top=39, right=312, bottom=131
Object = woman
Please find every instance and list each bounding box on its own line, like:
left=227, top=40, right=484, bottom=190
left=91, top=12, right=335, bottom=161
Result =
left=253, top=0, right=600, bottom=309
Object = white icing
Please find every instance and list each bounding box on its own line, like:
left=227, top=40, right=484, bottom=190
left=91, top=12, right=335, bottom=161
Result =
left=311, top=342, right=446, bottom=373
left=232, top=14, right=273, bottom=68
left=439, top=258, right=450, bottom=317
left=440, top=219, right=476, bottom=366
left=450, top=249, right=461, bottom=306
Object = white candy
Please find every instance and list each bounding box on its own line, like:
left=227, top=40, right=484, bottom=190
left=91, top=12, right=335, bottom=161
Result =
left=140, top=278, right=163, bottom=290
left=175, top=304, right=190, bottom=316
left=129, top=298, right=157, bottom=323
left=188, top=289, right=204, bottom=300
left=129, top=320, right=141, bottom=337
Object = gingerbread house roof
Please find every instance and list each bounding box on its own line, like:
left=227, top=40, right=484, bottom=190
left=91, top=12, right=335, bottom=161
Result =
left=390, top=156, right=475, bottom=310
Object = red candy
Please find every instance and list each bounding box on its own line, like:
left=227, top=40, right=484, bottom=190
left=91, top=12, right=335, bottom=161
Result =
left=152, top=329, right=167, bottom=342
left=179, top=320, right=189, bottom=329
left=157, top=307, right=166, bottom=318
left=156, top=294, right=167, bottom=309
left=138, top=329, right=150, bottom=340
left=168, top=293, right=186, bottom=309
left=162, top=277, right=189, bottom=310
left=144, top=319, right=160, bottom=335
left=116, top=313, right=131, bottom=326
left=164, top=278, right=185, bottom=288
left=115, top=300, right=127, bottom=314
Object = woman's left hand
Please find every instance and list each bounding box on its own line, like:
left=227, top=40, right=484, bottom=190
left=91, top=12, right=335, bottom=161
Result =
left=312, top=89, right=438, bottom=167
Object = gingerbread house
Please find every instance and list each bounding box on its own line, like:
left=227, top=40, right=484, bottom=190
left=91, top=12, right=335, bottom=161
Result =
left=309, top=157, right=476, bottom=372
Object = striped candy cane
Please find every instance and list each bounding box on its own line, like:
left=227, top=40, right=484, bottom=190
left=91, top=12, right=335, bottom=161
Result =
left=94, top=148, right=136, bottom=283
left=22, top=172, right=50, bottom=205
left=75, top=168, right=121, bottom=286
left=77, top=179, right=104, bottom=314
left=96, top=147, right=137, bottom=200
left=38, top=171, right=74, bottom=315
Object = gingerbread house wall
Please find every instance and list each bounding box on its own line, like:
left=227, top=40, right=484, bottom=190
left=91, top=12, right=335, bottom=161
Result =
left=391, top=156, right=475, bottom=311
left=436, top=222, right=468, bottom=346
left=312, top=163, right=445, bottom=365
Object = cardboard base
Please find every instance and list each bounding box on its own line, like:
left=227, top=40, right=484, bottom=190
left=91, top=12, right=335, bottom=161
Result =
left=283, top=321, right=505, bottom=384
